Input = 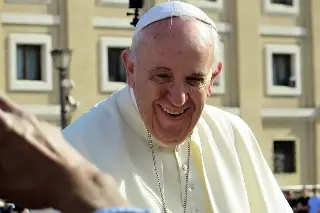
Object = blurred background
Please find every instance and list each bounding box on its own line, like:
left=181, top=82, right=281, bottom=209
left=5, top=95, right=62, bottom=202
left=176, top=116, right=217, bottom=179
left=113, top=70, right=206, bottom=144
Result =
left=0, top=0, right=319, bottom=206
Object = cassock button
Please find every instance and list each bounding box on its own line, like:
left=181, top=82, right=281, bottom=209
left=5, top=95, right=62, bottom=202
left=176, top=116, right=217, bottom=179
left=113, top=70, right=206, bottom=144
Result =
left=188, top=184, right=196, bottom=192
left=191, top=208, right=199, bottom=213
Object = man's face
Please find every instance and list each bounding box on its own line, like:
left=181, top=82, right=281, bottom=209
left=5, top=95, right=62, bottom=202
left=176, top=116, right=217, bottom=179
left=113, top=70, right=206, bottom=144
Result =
left=123, top=18, right=222, bottom=145
left=302, top=187, right=308, bottom=196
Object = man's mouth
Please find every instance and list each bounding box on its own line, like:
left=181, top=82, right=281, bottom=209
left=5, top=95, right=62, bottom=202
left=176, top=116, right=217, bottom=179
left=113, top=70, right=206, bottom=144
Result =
left=160, top=105, right=189, bottom=117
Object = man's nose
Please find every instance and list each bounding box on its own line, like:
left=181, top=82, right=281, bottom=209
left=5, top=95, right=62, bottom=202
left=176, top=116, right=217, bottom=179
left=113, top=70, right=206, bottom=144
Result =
left=167, top=84, right=189, bottom=107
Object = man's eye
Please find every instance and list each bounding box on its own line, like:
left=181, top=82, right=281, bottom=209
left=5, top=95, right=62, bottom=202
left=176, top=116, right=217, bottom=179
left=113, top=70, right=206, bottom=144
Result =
left=157, top=73, right=170, bottom=78
left=151, top=73, right=171, bottom=83
left=187, top=78, right=204, bottom=86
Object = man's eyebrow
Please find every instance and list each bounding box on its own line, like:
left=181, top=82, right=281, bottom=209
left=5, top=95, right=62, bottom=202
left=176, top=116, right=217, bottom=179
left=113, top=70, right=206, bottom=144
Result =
left=148, top=67, right=207, bottom=78
left=187, top=72, right=207, bottom=78
left=149, top=66, right=172, bottom=73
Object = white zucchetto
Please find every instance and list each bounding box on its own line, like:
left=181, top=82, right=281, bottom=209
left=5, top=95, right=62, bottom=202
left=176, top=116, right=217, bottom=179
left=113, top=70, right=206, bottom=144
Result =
left=132, top=1, right=216, bottom=38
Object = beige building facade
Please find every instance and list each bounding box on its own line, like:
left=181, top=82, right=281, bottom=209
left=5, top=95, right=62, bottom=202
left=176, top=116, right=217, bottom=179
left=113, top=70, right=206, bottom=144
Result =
left=0, top=0, right=320, bottom=190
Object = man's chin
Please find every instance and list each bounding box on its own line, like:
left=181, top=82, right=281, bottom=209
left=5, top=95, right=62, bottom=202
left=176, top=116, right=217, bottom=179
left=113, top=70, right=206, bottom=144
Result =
left=151, top=113, right=194, bottom=145
left=152, top=128, right=190, bottom=146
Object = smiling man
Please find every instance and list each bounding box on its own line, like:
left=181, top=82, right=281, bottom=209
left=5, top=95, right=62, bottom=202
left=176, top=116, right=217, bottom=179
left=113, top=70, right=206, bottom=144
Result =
left=62, top=1, right=292, bottom=213
left=123, top=11, right=220, bottom=146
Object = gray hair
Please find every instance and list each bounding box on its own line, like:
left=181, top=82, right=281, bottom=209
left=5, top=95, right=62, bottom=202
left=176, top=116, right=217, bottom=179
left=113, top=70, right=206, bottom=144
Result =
left=129, top=16, right=221, bottom=70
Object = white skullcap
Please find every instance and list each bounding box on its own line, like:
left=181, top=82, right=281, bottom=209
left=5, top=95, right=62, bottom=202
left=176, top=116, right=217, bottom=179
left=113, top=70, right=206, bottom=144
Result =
left=132, top=1, right=216, bottom=38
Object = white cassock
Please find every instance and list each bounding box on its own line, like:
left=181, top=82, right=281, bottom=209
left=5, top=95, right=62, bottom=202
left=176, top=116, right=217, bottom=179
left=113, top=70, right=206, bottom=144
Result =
left=60, top=86, right=293, bottom=213
left=32, top=2, right=293, bottom=213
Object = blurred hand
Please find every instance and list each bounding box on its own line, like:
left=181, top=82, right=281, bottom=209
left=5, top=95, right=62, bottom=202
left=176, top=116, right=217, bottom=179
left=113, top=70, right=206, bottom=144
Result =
left=0, top=95, right=129, bottom=213
left=13, top=210, right=30, bottom=213
left=0, top=202, right=30, bottom=213
left=296, top=203, right=302, bottom=209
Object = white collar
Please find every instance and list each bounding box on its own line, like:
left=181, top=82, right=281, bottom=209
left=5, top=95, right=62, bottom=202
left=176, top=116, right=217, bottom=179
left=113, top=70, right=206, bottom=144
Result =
left=118, top=86, right=174, bottom=149
left=129, top=87, right=138, bottom=110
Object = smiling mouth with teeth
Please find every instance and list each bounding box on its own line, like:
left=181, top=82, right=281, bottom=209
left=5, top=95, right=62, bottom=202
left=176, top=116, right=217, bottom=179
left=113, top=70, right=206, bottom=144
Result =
left=160, top=106, right=188, bottom=117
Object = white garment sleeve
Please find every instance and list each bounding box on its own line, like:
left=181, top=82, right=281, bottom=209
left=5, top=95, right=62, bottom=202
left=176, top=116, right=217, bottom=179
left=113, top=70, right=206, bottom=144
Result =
left=62, top=124, right=92, bottom=160
left=231, top=116, right=293, bottom=213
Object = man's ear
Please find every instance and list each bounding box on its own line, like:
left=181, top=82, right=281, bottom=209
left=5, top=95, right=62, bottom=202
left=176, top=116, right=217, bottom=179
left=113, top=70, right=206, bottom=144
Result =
left=121, top=48, right=135, bottom=88
left=208, top=62, right=222, bottom=96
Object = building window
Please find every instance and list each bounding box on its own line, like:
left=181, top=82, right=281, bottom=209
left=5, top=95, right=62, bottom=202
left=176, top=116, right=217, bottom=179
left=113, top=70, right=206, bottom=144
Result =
left=263, top=0, right=299, bottom=15
left=213, top=77, right=220, bottom=86
left=271, top=0, right=293, bottom=5
left=211, top=40, right=225, bottom=95
left=100, top=36, right=131, bottom=93
left=107, top=47, right=126, bottom=83
left=265, top=44, right=301, bottom=96
left=273, top=140, right=296, bottom=174
left=16, top=44, right=42, bottom=81
left=272, top=54, right=295, bottom=87
left=8, top=33, right=53, bottom=92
